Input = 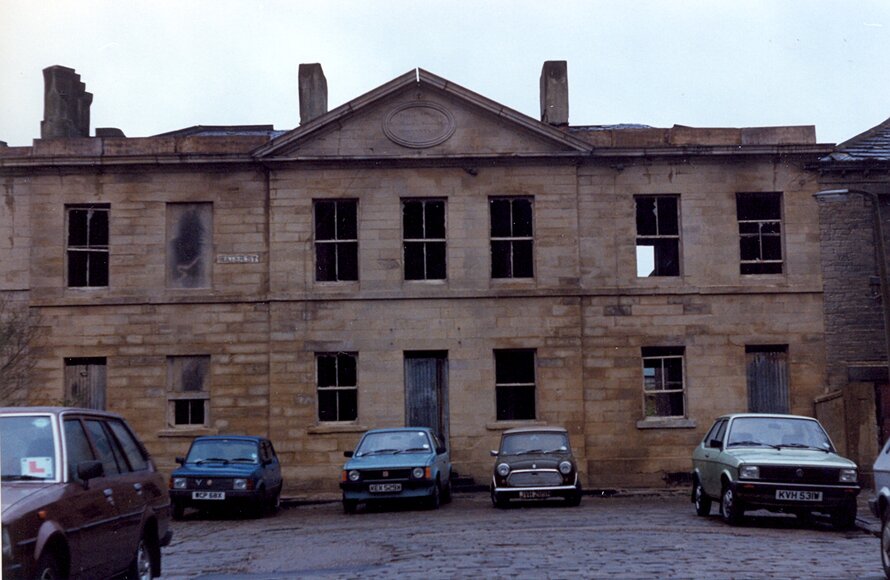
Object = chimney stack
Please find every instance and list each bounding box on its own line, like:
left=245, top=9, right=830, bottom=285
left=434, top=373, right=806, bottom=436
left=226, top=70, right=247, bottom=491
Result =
left=299, top=63, right=328, bottom=125
left=540, top=61, right=568, bottom=127
left=41, top=66, right=93, bottom=139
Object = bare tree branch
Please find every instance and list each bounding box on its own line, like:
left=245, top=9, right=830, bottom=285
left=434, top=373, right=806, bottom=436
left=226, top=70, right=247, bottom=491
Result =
left=0, top=294, right=41, bottom=406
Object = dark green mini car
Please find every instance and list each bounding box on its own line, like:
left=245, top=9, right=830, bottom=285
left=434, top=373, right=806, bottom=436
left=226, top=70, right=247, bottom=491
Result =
left=691, top=413, right=860, bottom=528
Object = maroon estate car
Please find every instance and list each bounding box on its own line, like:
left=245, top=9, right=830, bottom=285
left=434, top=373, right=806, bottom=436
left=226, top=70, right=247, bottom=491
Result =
left=1, top=407, right=172, bottom=579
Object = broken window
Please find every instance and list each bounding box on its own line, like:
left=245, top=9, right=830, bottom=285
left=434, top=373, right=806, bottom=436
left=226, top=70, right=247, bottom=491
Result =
left=64, top=357, right=107, bottom=410
left=746, top=345, right=789, bottom=414
left=316, top=352, right=358, bottom=422
left=314, top=200, right=358, bottom=282
left=737, top=192, right=783, bottom=275
left=167, top=203, right=213, bottom=289
left=66, top=205, right=109, bottom=288
left=635, top=196, right=680, bottom=277
left=641, top=346, right=686, bottom=418
left=403, top=199, right=446, bottom=280
left=495, top=349, right=536, bottom=421
left=490, top=197, right=534, bottom=279
left=167, top=355, right=210, bottom=427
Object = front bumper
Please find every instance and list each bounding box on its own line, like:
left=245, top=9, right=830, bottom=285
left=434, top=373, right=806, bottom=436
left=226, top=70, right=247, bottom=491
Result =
left=340, top=479, right=437, bottom=501
left=732, top=480, right=859, bottom=511
left=169, top=488, right=265, bottom=507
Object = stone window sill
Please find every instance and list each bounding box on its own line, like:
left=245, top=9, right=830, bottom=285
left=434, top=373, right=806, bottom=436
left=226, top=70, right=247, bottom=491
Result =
left=636, top=418, right=697, bottom=430
left=308, top=423, right=369, bottom=435
left=486, top=420, right=548, bottom=431
left=158, top=426, right=219, bottom=438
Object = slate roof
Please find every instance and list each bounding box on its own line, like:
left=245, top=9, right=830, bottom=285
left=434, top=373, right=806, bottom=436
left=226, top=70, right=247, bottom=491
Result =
left=824, top=117, right=890, bottom=162
left=154, top=125, right=285, bottom=138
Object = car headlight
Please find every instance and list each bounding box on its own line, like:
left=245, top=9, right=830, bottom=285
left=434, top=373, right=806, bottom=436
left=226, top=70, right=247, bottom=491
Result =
left=348, top=470, right=360, bottom=482
left=558, top=461, right=573, bottom=475
left=234, top=478, right=248, bottom=490
left=497, top=463, right=510, bottom=477
left=411, top=467, right=426, bottom=479
left=839, top=469, right=858, bottom=483
left=3, top=528, right=11, bottom=558
left=739, top=465, right=760, bottom=480
left=173, top=477, right=188, bottom=489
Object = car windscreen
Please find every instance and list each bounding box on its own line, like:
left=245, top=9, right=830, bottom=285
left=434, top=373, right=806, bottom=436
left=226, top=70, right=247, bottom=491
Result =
left=355, top=431, right=432, bottom=456
left=186, top=439, right=260, bottom=464
left=500, top=432, right=569, bottom=455
left=1, top=415, right=58, bottom=481
left=726, top=417, right=833, bottom=451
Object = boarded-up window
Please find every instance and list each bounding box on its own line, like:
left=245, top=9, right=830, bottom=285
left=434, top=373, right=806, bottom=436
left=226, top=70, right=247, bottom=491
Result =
left=316, top=352, right=358, bottom=422
left=641, top=347, right=685, bottom=418
left=64, top=357, right=107, bottom=410
left=635, top=195, right=680, bottom=277
left=490, top=197, right=534, bottom=279
left=66, top=205, right=109, bottom=288
left=495, top=349, right=536, bottom=420
left=746, top=345, right=789, bottom=414
left=737, top=192, right=783, bottom=275
left=403, top=199, right=446, bottom=280
left=314, top=200, right=358, bottom=282
left=167, top=356, right=210, bottom=427
left=167, top=203, right=213, bottom=289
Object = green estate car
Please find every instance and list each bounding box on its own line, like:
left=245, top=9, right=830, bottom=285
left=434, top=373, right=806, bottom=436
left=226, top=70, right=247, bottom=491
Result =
left=691, top=413, right=860, bottom=528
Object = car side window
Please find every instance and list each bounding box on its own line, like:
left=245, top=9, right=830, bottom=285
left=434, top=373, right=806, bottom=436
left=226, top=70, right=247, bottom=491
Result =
left=702, top=421, right=720, bottom=445
left=259, top=441, right=270, bottom=463
left=64, top=419, right=96, bottom=481
left=267, top=441, right=278, bottom=462
left=84, top=419, right=125, bottom=476
left=713, top=420, right=727, bottom=445
left=108, top=420, right=148, bottom=471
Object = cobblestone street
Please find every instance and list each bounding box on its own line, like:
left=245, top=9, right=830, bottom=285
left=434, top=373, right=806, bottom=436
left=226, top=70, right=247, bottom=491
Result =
left=161, top=492, right=882, bottom=579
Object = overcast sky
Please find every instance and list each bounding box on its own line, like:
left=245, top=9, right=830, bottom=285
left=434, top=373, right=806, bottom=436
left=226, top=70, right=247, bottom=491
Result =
left=1, top=1, right=888, bottom=147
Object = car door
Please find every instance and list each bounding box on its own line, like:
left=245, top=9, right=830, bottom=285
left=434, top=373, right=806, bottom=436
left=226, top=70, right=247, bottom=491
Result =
left=431, top=433, right=450, bottom=484
left=698, top=419, right=727, bottom=498
left=262, top=440, right=282, bottom=493
left=61, top=417, right=122, bottom=579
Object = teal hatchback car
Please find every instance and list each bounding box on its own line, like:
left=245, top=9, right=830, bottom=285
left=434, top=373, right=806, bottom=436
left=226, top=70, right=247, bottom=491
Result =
left=691, top=413, right=860, bottom=528
left=340, top=428, right=452, bottom=513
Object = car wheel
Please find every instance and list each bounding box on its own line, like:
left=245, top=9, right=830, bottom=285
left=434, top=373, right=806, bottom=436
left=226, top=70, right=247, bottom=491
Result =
left=693, top=479, right=711, bottom=517
left=882, top=512, right=890, bottom=578
left=831, top=499, right=857, bottom=530
left=268, top=487, right=281, bottom=515
left=442, top=478, right=453, bottom=504
left=34, top=549, right=64, bottom=580
left=427, top=480, right=441, bottom=510
left=720, top=484, right=744, bottom=525
left=126, top=533, right=153, bottom=580
left=565, top=488, right=582, bottom=507
left=490, top=486, right=508, bottom=509
left=172, top=501, right=185, bottom=521
left=343, top=496, right=358, bottom=514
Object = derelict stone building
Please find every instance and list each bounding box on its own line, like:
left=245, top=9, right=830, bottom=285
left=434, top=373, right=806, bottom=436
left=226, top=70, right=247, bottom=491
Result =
left=0, top=63, right=833, bottom=493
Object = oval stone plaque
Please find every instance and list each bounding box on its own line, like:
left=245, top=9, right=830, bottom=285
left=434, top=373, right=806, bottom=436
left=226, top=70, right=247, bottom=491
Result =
left=383, top=101, right=456, bottom=149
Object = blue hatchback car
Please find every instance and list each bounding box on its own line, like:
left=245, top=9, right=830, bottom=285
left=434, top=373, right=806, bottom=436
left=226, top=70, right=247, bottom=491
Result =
left=169, top=435, right=283, bottom=519
left=340, top=427, right=452, bottom=513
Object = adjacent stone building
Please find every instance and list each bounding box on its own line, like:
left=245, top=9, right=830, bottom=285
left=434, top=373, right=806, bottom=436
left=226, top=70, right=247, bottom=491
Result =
left=0, top=62, right=834, bottom=493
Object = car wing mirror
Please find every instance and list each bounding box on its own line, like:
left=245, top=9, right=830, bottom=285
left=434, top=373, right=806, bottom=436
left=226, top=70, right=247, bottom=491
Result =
left=436, top=446, right=446, bottom=455
left=344, top=451, right=354, bottom=458
left=708, top=439, right=722, bottom=449
left=490, top=450, right=499, bottom=457
left=77, top=460, right=104, bottom=484
left=175, top=456, right=186, bottom=465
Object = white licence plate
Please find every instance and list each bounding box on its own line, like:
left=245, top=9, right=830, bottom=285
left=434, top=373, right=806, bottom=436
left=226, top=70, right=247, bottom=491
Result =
left=776, top=489, right=822, bottom=502
left=192, top=491, right=225, bottom=500
left=369, top=483, right=402, bottom=493
left=519, top=490, right=551, bottom=499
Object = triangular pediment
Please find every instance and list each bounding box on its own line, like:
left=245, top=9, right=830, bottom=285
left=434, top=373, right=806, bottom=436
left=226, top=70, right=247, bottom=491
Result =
left=254, top=69, right=591, bottom=160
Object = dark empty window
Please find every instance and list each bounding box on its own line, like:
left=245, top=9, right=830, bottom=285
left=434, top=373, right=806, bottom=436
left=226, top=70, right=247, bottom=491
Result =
left=490, top=197, right=534, bottom=279
left=167, top=203, right=213, bottom=289
left=317, top=352, right=358, bottom=422
left=737, top=192, right=783, bottom=275
left=495, top=349, right=536, bottom=420
left=636, top=196, right=680, bottom=277
left=67, top=205, right=109, bottom=288
left=168, top=356, right=210, bottom=427
left=403, top=199, right=446, bottom=280
left=641, top=346, right=686, bottom=418
left=315, top=200, right=358, bottom=282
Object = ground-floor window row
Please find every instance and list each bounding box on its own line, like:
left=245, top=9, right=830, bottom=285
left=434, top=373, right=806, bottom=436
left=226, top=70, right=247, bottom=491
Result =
left=61, top=344, right=791, bottom=429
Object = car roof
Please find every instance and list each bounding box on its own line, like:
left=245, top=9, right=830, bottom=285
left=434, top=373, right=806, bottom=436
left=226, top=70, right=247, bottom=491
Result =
left=717, top=413, right=820, bottom=422
left=192, top=435, right=266, bottom=443
left=502, top=426, right=568, bottom=435
left=364, top=427, right=434, bottom=434
left=0, top=406, right=125, bottom=420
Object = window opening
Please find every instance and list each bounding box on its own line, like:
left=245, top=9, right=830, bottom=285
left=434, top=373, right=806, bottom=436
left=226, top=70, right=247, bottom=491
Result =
left=495, top=349, right=536, bottom=420
left=737, top=192, right=783, bottom=275
left=66, top=205, right=109, bottom=288
left=403, top=199, right=446, bottom=280
left=315, top=200, right=358, bottom=281
left=490, top=197, right=534, bottom=278
left=635, top=196, right=680, bottom=277
left=317, top=352, right=358, bottom=422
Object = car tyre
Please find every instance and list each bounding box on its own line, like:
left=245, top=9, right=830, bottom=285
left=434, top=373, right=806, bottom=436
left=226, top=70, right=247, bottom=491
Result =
left=882, top=511, right=890, bottom=578
left=172, top=501, right=185, bottom=521
left=693, top=479, right=711, bottom=517
left=442, top=478, right=453, bottom=504
left=491, top=486, right=508, bottom=509
left=126, top=533, right=153, bottom=580
left=831, top=499, right=857, bottom=530
left=34, top=549, right=64, bottom=580
left=343, top=497, right=358, bottom=514
left=426, top=479, right=441, bottom=510
left=720, top=484, right=744, bottom=525
left=565, top=487, right=582, bottom=507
